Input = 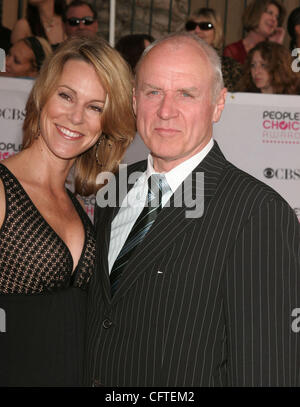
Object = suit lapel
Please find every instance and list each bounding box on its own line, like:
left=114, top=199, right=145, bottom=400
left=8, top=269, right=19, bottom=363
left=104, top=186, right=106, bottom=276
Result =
left=111, top=141, right=228, bottom=304
left=95, top=160, right=148, bottom=305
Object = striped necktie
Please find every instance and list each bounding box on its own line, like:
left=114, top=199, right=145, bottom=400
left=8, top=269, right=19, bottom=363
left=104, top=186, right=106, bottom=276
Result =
left=110, top=174, right=170, bottom=296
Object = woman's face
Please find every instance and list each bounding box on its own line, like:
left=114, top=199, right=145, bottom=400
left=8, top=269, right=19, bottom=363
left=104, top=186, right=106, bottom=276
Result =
left=257, top=4, right=279, bottom=38
left=5, top=41, right=37, bottom=78
left=250, top=51, right=273, bottom=93
left=39, top=59, right=106, bottom=161
left=188, top=16, right=215, bottom=46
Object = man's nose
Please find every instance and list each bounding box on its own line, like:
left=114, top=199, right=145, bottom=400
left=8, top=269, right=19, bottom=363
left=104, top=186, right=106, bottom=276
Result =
left=79, top=21, right=87, bottom=30
left=157, top=93, right=178, bottom=120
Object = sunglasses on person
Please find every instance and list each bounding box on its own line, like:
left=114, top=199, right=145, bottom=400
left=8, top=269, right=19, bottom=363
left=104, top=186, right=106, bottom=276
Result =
left=66, top=16, right=95, bottom=26
left=185, top=21, right=214, bottom=31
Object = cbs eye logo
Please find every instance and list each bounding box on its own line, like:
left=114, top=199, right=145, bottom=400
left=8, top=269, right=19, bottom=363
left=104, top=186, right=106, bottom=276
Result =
left=264, top=168, right=274, bottom=179
left=264, top=168, right=300, bottom=180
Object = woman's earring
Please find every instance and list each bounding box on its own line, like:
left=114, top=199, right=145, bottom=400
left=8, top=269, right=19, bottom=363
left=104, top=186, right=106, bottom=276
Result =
left=95, top=136, right=103, bottom=167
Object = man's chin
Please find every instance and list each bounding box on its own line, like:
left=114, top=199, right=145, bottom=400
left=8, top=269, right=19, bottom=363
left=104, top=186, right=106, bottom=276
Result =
left=72, top=31, right=96, bottom=38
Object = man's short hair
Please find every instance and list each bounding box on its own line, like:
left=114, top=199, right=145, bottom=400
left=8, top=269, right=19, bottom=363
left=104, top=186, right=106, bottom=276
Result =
left=135, top=32, right=224, bottom=103
left=63, top=0, right=98, bottom=21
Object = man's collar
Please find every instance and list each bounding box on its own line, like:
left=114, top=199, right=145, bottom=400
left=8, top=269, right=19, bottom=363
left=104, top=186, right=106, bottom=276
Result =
left=146, top=139, right=214, bottom=193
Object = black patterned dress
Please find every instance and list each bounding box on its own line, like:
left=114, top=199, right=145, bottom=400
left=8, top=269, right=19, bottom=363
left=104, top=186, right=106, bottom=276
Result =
left=0, top=163, right=96, bottom=386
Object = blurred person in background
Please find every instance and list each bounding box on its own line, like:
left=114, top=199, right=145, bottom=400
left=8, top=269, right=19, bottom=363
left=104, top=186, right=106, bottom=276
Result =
left=116, top=33, right=155, bottom=164
left=115, top=33, right=155, bottom=73
left=0, top=24, right=11, bottom=54
left=63, top=0, right=98, bottom=38
left=238, top=41, right=300, bottom=95
left=185, top=7, right=242, bottom=92
left=223, top=0, right=286, bottom=65
left=287, top=6, right=300, bottom=65
left=11, top=0, right=66, bottom=50
left=1, top=36, right=52, bottom=78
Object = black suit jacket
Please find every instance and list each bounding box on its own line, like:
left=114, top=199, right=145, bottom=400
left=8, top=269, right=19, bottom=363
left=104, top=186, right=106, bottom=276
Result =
left=85, top=142, right=300, bottom=387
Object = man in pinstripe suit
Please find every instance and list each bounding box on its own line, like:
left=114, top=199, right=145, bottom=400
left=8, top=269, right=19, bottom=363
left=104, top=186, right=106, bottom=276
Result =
left=85, top=33, right=300, bottom=386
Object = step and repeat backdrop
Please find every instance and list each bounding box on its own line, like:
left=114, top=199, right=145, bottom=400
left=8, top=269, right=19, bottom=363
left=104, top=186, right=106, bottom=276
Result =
left=0, top=77, right=299, bottom=223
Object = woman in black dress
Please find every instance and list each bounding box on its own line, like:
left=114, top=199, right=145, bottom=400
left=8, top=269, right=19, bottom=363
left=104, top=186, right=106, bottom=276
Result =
left=0, top=36, right=135, bottom=386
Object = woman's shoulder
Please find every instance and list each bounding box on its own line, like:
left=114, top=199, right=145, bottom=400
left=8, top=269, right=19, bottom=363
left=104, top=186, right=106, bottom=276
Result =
left=11, top=18, right=32, bottom=44
left=223, top=39, right=245, bottom=54
left=223, top=40, right=247, bottom=65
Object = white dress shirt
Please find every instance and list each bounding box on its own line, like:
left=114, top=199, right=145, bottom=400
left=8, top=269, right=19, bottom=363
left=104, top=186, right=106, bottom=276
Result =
left=108, top=139, right=214, bottom=273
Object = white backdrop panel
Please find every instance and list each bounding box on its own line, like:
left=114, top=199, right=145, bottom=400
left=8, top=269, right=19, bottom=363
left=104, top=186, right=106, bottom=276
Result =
left=0, top=80, right=299, bottom=223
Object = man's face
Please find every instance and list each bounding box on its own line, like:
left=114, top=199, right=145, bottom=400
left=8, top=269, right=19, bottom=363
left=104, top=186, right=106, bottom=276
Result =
left=133, top=39, right=226, bottom=172
left=65, top=5, right=98, bottom=37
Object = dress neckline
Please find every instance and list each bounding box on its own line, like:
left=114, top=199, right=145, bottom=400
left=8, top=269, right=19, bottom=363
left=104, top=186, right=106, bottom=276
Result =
left=0, top=163, right=87, bottom=276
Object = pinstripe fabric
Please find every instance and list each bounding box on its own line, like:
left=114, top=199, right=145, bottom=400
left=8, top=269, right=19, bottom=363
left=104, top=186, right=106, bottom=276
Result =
left=110, top=174, right=170, bottom=295
left=85, top=142, right=300, bottom=387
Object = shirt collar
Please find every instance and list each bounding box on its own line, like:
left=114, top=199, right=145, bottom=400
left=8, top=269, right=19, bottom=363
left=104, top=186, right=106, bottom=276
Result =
left=146, top=138, right=214, bottom=193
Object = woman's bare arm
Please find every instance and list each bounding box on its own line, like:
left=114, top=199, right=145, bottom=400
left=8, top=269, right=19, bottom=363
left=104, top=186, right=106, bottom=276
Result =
left=11, top=19, right=32, bottom=44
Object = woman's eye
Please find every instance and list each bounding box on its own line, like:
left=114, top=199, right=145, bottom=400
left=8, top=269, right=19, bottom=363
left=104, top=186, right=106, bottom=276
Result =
left=90, top=105, right=103, bottom=113
left=58, top=92, right=71, bottom=101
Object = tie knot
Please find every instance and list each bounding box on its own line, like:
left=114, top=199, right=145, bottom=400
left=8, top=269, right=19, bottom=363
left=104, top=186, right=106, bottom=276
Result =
left=147, top=174, right=170, bottom=207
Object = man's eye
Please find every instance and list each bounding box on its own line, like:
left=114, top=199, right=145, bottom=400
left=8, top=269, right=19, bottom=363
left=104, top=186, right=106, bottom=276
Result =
left=182, top=92, right=192, bottom=98
left=147, top=90, right=160, bottom=95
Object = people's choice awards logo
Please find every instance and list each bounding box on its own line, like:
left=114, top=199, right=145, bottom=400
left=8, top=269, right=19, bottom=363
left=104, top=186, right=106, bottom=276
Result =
left=0, top=48, right=5, bottom=72
left=262, top=111, right=300, bottom=144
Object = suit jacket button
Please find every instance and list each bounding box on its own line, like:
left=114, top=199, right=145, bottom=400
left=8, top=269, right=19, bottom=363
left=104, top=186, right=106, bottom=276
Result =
left=102, top=318, right=113, bottom=329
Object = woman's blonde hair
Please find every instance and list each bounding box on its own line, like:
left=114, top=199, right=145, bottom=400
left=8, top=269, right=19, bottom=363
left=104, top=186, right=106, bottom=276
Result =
left=189, top=8, right=223, bottom=50
left=23, top=36, right=52, bottom=72
left=23, top=36, right=136, bottom=196
left=243, top=0, right=286, bottom=33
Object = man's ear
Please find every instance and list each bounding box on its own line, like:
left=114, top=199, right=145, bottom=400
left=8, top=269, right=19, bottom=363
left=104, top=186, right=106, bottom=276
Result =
left=133, top=87, right=137, bottom=115
left=212, top=87, right=227, bottom=123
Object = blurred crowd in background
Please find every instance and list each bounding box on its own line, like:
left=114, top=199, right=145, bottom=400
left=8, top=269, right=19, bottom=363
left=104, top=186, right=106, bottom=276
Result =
left=0, top=0, right=300, bottom=94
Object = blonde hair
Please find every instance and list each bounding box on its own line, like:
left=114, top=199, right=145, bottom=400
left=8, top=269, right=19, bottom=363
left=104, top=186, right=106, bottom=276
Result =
left=35, top=36, right=52, bottom=58
left=23, top=36, right=136, bottom=196
left=189, top=8, right=223, bottom=51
